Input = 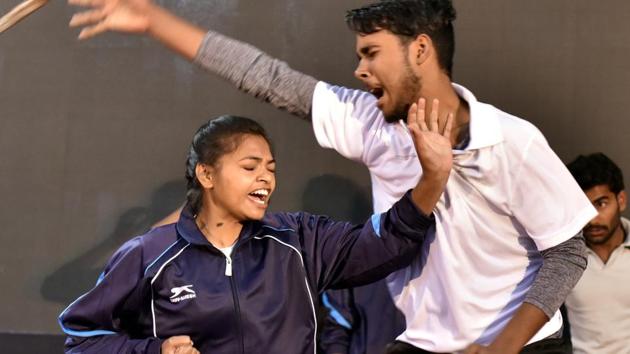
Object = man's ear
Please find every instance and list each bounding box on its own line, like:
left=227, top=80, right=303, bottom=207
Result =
left=413, top=34, right=432, bottom=66
left=195, top=164, right=214, bottom=189
left=618, top=190, right=627, bottom=212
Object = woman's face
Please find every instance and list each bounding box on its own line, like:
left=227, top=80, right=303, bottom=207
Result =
left=206, top=134, right=276, bottom=221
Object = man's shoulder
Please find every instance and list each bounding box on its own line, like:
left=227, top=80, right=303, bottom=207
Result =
left=313, top=81, right=383, bottom=125
left=482, top=103, right=546, bottom=147
left=486, top=103, right=540, bottom=133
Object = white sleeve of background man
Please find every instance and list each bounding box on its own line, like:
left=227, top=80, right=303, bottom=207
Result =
left=193, top=31, right=379, bottom=163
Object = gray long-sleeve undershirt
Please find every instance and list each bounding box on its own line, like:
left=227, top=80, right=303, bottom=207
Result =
left=192, top=29, right=587, bottom=321
left=525, top=234, right=587, bottom=319
left=194, top=31, right=317, bottom=119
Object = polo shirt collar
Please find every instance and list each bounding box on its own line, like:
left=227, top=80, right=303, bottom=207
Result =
left=452, top=83, right=504, bottom=150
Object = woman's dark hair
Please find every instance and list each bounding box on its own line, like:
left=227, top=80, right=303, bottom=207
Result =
left=567, top=152, right=625, bottom=194
left=185, top=115, right=273, bottom=214
left=345, top=0, right=457, bottom=78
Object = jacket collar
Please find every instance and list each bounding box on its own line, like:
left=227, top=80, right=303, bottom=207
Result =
left=175, top=204, right=264, bottom=248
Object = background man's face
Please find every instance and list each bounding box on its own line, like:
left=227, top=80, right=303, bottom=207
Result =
left=583, top=184, right=627, bottom=245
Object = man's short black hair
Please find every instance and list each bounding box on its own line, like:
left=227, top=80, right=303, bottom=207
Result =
left=345, top=0, right=456, bottom=77
left=567, top=153, right=625, bottom=194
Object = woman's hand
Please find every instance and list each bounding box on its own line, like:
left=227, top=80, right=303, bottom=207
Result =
left=407, top=97, right=453, bottom=181
left=68, top=0, right=154, bottom=39
left=407, top=97, right=454, bottom=215
left=161, top=335, right=200, bottom=354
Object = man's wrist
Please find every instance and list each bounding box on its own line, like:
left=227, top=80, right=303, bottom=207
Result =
left=146, top=3, right=167, bottom=35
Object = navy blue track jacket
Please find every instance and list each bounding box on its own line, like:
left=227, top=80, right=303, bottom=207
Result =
left=58, top=192, right=433, bottom=354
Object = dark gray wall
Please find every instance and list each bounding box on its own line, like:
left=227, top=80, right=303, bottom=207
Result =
left=0, top=0, right=628, bottom=333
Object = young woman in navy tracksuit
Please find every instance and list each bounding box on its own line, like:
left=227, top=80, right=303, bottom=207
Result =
left=59, top=107, right=453, bottom=354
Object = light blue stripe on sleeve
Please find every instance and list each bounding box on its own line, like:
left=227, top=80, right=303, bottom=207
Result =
left=371, top=213, right=382, bottom=238
left=95, top=271, right=105, bottom=285
left=58, top=295, right=117, bottom=337
left=144, top=239, right=182, bottom=276
left=60, top=324, right=117, bottom=337
left=321, top=293, right=352, bottom=330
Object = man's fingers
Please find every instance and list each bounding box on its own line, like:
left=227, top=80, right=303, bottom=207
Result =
left=78, top=21, right=108, bottom=39
left=70, top=9, right=106, bottom=27
left=68, top=0, right=106, bottom=8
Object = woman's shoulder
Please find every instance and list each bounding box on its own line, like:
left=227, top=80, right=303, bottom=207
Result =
left=108, top=224, right=183, bottom=273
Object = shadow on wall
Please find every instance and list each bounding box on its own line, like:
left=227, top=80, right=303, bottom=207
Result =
left=41, top=180, right=186, bottom=304
left=302, top=174, right=371, bottom=224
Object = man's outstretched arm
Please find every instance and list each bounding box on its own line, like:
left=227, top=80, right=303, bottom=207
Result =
left=69, top=0, right=318, bottom=118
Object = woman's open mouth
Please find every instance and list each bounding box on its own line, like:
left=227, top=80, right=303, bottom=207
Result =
left=248, top=189, right=270, bottom=205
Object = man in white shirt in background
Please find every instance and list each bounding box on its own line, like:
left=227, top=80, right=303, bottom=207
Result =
left=565, top=153, right=630, bottom=354
left=68, top=0, right=596, bottom=352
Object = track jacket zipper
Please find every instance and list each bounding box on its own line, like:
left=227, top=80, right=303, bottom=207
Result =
left=223, top=248, right=245, bottom=354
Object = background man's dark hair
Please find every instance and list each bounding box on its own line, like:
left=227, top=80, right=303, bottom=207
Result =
left=567, top=152, right=625, bottom=194
left=345, top=0, right=457, bottom=77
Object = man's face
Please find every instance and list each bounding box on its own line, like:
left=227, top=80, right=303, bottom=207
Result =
left=354, top=30, right=421, bottom=122
left=583, top=184, right=627, bottom=245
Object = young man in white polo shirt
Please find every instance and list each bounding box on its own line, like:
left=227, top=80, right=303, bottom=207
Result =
left=565, top=153, right=630, bottom=354
left=69, top=0, right=596, bottom=352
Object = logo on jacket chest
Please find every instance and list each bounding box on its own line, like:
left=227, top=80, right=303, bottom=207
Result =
left=169, top=285, right=197, bottom=303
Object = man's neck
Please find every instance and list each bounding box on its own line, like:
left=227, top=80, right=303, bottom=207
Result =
left=418, top=77, right=470, bottom=146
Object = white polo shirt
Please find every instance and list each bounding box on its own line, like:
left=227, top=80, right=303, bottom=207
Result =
left=311, top=82, right=597, bottom=352
left=565, top=217, right=630, bottom=354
